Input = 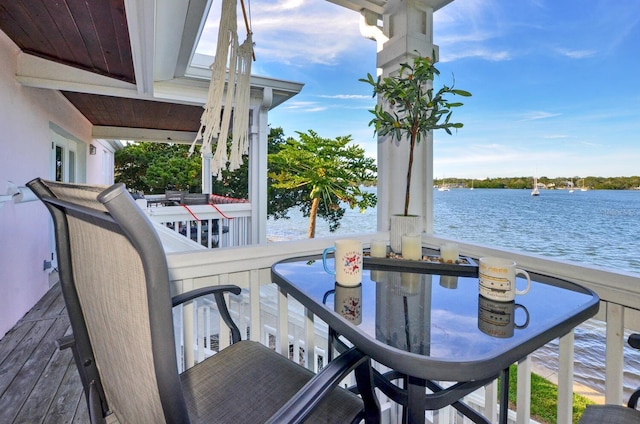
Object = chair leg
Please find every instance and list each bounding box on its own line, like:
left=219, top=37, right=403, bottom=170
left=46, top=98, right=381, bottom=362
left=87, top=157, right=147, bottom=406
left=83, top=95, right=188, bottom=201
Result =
left=57, top=335, right=93, bottom=410
left=57, top=334, right=108, bottom=419
left=89, top=380, right=106, bottom=424
left=628, top=387, right=640, bottom=409
left=354, top=359, right=381, bottom=423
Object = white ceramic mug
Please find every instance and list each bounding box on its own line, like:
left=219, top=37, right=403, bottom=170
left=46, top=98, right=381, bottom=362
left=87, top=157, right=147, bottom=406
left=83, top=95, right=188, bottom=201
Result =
left=334, top=283, right=362, bottom=324
left=479, top=257, right=531, bottom=302
left=322, top=239, right=363, bottom=287
left=478, top=296, right=530, bottom=338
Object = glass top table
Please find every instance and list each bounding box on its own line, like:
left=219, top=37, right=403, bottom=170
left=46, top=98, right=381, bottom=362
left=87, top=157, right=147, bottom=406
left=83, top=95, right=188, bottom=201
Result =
left=271, top=252, right=600, bottom=423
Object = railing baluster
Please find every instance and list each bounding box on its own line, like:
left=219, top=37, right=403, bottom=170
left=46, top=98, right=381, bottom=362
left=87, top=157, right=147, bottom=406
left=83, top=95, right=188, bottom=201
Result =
left=197, top=303, right=205, bottom=363
left=605, top=303, right=625, bottom=404
left=516, top=356, right=532, bottom=424
left=484, top=380, right=497, bottom=423
left=557, top=331, right=575, bottom=424
left=249, top=269, right=262, bottom=342
left=277, top=286, right=289, bottom=356
left=304, top=308, right=315, bottom=370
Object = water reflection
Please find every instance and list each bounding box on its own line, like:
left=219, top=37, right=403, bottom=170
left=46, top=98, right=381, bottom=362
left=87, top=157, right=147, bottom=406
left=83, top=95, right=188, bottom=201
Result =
left=477, top=295, right=530, bottom=339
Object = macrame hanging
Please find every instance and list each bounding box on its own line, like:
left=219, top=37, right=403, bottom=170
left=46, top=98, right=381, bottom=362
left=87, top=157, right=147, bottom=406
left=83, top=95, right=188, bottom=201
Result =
left=190, top=0, right=254, bottom=179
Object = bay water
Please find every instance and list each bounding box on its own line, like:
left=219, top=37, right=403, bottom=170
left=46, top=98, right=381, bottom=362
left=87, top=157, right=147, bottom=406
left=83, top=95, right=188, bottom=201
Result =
left=267, top=187, right=640, bottom=398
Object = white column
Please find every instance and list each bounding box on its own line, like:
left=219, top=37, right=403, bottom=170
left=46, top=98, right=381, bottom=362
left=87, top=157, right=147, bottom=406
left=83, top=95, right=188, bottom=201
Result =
left=201, top=145, right=212, bottom=194
left=249, top=87, right=272, bottom=244
left=375, top=0, right=437, bottom=234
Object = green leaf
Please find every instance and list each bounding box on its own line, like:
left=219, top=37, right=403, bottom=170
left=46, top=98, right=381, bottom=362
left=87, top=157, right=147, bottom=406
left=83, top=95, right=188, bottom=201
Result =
left=452, top=89, right=472, bottom=97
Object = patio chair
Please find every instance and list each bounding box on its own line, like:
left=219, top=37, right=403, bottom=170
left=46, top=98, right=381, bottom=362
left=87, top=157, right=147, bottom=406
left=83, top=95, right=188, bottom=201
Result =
left=165, top=189, right=187, bottom=205
left=181, top=193, right=211, bottom=205
left=28, top=178, right=378, bottom=424
left=579, top=333, right=640, bottom=423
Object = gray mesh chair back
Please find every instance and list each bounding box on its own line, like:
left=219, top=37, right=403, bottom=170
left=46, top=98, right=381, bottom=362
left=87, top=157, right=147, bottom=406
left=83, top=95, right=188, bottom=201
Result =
left=28, top=179, right=187, bottom=422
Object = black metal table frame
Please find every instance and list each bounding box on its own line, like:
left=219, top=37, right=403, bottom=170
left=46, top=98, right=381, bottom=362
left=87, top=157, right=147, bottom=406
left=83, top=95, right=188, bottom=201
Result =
left=330, top=332, right=495, bottom=424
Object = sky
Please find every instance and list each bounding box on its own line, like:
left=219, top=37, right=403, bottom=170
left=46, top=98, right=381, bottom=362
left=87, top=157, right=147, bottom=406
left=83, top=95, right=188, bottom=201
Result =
left=196, top=0, right=640, bottom=179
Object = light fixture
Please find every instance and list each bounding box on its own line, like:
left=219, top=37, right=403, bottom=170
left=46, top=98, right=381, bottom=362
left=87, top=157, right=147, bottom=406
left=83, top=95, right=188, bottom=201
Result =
left=89, top=144, right=96, bottom=155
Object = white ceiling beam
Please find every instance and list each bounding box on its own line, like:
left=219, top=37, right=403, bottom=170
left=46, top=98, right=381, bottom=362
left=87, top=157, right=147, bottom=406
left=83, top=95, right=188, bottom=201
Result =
left=16, top=53, right=138, bottom=96
left=16, top=50, right=302, bottom=110
left=92, top=126, right=198, bottom=143
left=174, top=0, right=213, bottom=79
left=326, top=0, right=454, bottom=16
left=154, top=0, right=195, bottom=81
left=124, top=0, right=156, bottom=96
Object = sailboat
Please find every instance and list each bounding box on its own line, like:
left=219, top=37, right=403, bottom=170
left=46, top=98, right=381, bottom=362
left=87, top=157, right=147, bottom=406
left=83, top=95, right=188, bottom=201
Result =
left=569, top=178, right=574, bottom=193
left=531, top=176, right=540, bottom=196
left=438, top=177, right=450, bottom=191
left=580, top=178, right=588, bottom=191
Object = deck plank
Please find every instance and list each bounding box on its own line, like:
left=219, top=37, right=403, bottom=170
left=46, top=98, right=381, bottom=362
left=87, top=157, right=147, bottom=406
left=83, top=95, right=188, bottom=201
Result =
left=0, top=316, right=70, bottom=423
left=13, top=324, right=76, bottom=423
left=0, top=316, right=58, bottom=395
left=43, top=357, right=86, bottom=424
left=0, top=283, right=87, bottom=423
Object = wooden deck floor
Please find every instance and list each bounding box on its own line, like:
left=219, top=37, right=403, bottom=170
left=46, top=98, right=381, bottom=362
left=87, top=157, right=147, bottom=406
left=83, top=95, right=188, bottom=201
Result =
left=0, top=282, right=88, bottom=423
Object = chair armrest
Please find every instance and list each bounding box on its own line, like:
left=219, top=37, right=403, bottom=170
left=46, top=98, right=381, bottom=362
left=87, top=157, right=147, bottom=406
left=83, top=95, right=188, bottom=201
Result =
left=627, top=334, right=640, bottom=408
left=628, top=333, right=640, bottom=350
left=171, top=285, right=242, bottom=343
left=171, top=285, right=241, bottom=306
left=266, top=347, right=370, bottom=424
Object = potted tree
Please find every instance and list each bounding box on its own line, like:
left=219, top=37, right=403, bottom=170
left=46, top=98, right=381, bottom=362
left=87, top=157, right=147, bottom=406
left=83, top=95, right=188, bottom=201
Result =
left=360, top=52, right=471, bottom=252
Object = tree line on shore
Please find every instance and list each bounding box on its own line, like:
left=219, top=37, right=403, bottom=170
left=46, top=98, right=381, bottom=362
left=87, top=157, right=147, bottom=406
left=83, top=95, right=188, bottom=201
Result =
left=434, top=176, right=640, bottom=190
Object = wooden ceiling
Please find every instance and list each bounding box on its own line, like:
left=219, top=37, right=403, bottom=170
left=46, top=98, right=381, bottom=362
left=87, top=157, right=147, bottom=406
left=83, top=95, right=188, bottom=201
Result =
left=61, top=92, right=203, bottom=132
left=0, top=0, right=203, bottom=137
left=0, top=0, right=135, bottom=83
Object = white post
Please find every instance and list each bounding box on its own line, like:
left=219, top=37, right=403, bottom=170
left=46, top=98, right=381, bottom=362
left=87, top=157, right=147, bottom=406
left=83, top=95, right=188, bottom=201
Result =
left=201, top=144, right=212, bottom=194
left=374, top=0, right=437, bottom=234
left=249, top=87, right=272, bottom=244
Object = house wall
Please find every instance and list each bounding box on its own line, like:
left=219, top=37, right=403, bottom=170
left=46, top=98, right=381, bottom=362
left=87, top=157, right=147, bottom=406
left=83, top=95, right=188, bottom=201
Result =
left=0, top=30, right=96, bottom=338
left=86, top=140, right=117, bottom=185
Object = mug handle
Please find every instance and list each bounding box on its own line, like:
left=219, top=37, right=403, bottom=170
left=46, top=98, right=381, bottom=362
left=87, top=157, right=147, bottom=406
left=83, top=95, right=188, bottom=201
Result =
left=322, top=289, right=335, bottom=305
left=514, top=304, right=530, bottom=329
left=515, top=268, right=531, bottom=295
left=322, top=247, right=336, bottom=275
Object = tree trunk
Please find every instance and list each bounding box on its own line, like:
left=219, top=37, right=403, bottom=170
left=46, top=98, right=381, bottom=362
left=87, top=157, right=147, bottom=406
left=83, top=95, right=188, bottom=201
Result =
left=404, top=130, right=418, bottom=216
left=308, top=196, right=319, bottom=238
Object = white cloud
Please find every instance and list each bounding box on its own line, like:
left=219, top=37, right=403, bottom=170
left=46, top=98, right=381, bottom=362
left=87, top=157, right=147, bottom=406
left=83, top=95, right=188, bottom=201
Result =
left=279, top=101, right=327, bottom=113
left=441, top=48, right=511, bottom=62
left=555, top=48, right=596, bottom=59
left=434, top=0, right=514, bottom=63
left=520, top=111, right=561, bottom=121
left=199, top=0, right=366, bottom=66
left=318, top=94, right=371, bottom=100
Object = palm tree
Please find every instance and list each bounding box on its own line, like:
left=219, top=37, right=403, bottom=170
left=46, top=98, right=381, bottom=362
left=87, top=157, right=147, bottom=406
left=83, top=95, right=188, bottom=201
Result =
left=268, top=130, right=377, bottom=238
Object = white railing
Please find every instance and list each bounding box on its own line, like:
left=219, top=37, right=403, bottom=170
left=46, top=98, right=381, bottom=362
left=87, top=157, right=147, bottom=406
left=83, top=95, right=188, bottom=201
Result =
left=142, top=202, right=252, bottom=249
left=166, top=233, right=640, bottom=424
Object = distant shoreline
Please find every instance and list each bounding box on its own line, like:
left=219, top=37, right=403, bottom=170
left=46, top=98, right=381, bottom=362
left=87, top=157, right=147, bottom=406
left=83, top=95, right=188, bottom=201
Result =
left=431, top=176, right=640, bottom=191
